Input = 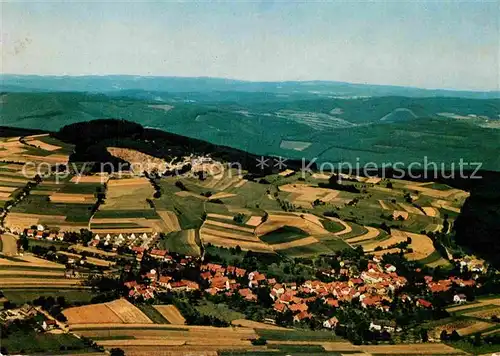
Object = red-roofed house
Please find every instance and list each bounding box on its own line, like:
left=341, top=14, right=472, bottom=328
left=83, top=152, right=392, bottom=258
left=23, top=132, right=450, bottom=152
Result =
left=417, top=298, right=433, bottom=308
left=293, top=311, right=312, bottom=322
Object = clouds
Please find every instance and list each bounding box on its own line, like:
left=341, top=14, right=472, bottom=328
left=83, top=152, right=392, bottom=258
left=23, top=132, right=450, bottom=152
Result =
left=1, top=1, right=498, bottom=90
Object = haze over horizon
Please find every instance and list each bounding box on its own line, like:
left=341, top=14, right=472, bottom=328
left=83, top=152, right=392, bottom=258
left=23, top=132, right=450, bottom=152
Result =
left=2, top=1, right=499, bottom=91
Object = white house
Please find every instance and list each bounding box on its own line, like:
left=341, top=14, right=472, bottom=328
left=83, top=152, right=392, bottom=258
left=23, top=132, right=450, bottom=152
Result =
left=323, top=317, right=339, bottom=329
left=453, top=294, right=467, bottom=304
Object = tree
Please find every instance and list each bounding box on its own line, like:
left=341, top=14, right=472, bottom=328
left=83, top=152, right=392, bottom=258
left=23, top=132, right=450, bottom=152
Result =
left=110, top=348, right=125, bottom=356
left=450, top=330, right=461, bottom=341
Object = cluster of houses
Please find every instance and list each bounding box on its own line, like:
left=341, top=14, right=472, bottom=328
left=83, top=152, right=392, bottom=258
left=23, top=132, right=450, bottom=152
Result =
left=424, top=275, right=476, bottom=305
left=122, top=253, right=420, bottom=329
left=268, top=261, right=408, bottom=323
left=25, top=226, right=64, bottom=241
left=89, top=232, right=157, bottom=251
left=0, top=304, right=58, bottom=331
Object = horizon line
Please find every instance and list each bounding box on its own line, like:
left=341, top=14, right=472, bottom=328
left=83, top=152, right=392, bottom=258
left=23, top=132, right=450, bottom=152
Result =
left=1, top=73, right=499, bottom=93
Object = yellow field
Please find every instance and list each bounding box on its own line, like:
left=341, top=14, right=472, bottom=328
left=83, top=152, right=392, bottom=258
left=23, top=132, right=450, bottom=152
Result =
left=156, top=210, right=181, bottom=232
left=447, top=298, right=500, bottom=313
left=245, top=216, right=263, bottom=227
left=346, top=226, right=380, bottom=244
left=231, top=319, right=288, bottom=330
left=208, top=192, right=237, bottom=200
left=398, top=202, right=424, bottom=215
left=278, top=183, right=342, bottom=206
left=404, top=232, right=436, bottom=261
left=153, top=305, right=186, bottom=324
left=70, top=175, right=109, bottom=184
left=255, top=213, right=329, bottom=237
left=64, top=299, right=152, bottom=324
left=422, top=206, right=439, bottom=217
left=432, top=319, right=494, bottom=338
left=4, top=212, right=86, bottom=233
left=103, top=177, right=155, bottom=209
left=360, top=229, right=408, bottom=252
left=0, top=233, right=17, bottom=255
left=49, top=193, right=95, bottom=204
left=466, top=306, right=500, bottom=320
left=271, top=236, right=320, bottom=250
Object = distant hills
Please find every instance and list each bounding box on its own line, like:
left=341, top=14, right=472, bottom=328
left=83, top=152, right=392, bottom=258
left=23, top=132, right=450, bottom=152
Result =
left=1, top=74, right=499, bottom=99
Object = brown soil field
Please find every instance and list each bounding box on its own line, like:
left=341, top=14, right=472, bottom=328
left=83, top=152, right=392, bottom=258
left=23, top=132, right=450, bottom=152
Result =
left=201, top=227, right=257, bottom=242
left=466, top=306, right=500, bottom=320
left=64, top=299, right=152, bottom=324
left=378, top=200, right=391, bottom=210
left=347, top=226, right=380, bottom=243
left=233, top=179, right=247, bottom=188
left=358, top=343, right=464, bottom=354
left=365, top=177, right=382, bottom=184
left=448, top=298, right=500, bottom=314
left=278, top=169, right=295, bottom=176
left=153, top=305, right=186, bottom=324
left=432, top=199, right=461, bottom=213
left=4, top=213, right=67, bottom=232
left=278, top=183, right=340, bottom=206
left=0, top=234, right=17, bottom=255
left=206, top=213, right=233, bottom=221
left=208, top=192, right=236, bottom=200
left=26, top=139, right=61, bottom=151
left=245, top=216, right=263, bottom=227
left=393, top=210, right=409, bottom=220
left=311, top=173, right=331, bottom=180
left=0, top=270, right=64, bottom=277
left=398, top=202, right=424, bottom=215
left=231, top=319, right=288, bottom=330
left=100, top=347, right=218, bottom=356
left=271, top=236, right=320, bottom=250
left=157, top=210, right=181, bottom=232
left=102, top=179, right=155, bottom=210
left=200, top=233, right=273, bottom=253
left=49, top=193, right=95, bottom=204
left=0, top=278, right=82, bottom=286
left=216, top=176, right=243, bottom=191
left=404, top=232, right=436, bottom=261
left=422, top=206, right=439, bottom=217
left=0, top=186, right=17, bottom=192
left=0, top=191, right=12, bottom=198
left=432, top=319, right=474, bottom=338
left=107, top=177, right=151, bottom=186
left=91, top=227, right=155, bottom=234
left=70, top=175, right=109, bottom=183
left=204, top=220, right=255, bottom=234
left=458, top=321, right=494, bottom=336
left=405, top=184, right=464, bottom=199
left=255, top=213, right=329, bottom=237
left=362, top=229, right=408, bottom=252
left=0, top=176, right=29, bottom=183
left=70, top=245, right=117, bottom=257
left=108, top=147, right=167, bottom=174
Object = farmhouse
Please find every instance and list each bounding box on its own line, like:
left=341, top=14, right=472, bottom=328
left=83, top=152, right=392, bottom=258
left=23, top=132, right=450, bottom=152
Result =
left=323, top=316, right=339, bottom=329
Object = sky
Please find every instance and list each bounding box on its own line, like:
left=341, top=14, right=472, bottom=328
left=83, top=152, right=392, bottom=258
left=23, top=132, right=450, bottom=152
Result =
left=1, top=1, right=499, bottom=91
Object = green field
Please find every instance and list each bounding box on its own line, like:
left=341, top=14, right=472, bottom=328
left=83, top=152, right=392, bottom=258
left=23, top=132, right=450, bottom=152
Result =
left=159, top=229, right=201, bottom=256
left=255, top=328, right=342, bottom=342
left=194, top=301, right=245, bottom=322
left=2, top=289, right=95, bottom=304
left=259, top=226, right=309, bottom=245
left=136, top=304, right=170, bottom=324
left=0, top=331, right=92, bottom=354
